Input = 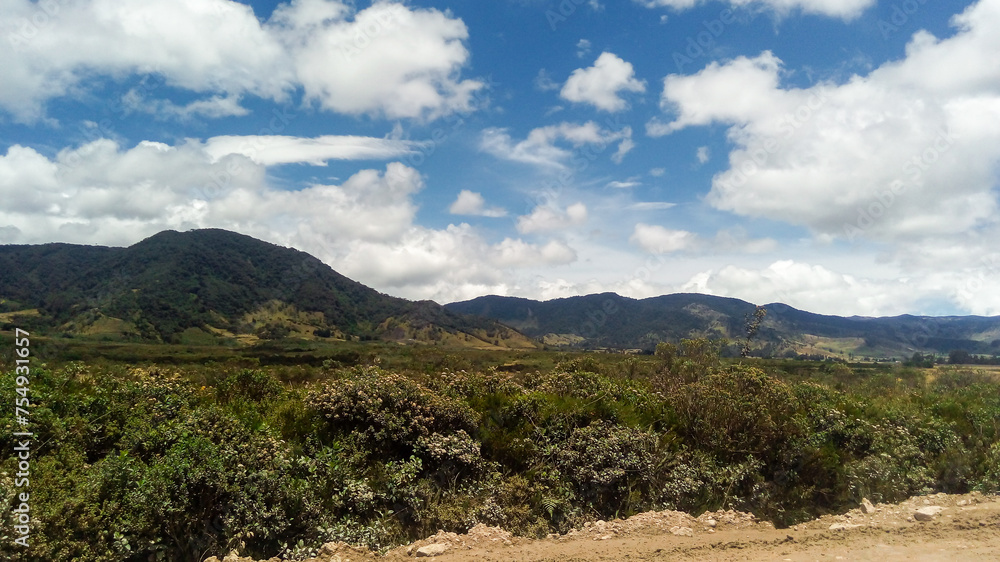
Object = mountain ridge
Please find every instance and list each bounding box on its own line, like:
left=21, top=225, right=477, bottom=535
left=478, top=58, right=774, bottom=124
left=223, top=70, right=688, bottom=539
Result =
left=446, top=293, right=1000, bottom=359
left=0, top=229, right=535, bottom=348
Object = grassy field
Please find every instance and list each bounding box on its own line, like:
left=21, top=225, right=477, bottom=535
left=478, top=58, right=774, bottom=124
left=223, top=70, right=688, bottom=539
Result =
left=1, top=335, right=999, bottom=561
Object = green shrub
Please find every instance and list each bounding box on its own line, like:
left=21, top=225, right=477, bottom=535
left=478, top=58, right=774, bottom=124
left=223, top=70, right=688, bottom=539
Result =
left=672, top=365, right=801, bottom=464
left=305, top=366, right=478, bottom=460
left=216, top=369, right=285, bottom=404
left=552, top=421, right=659, bottom=515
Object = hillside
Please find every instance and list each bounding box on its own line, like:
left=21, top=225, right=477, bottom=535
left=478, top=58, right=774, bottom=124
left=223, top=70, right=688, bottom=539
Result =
left=0, top=229, right=535, bottom=348
left=446, top=293, right=1000, bottom=358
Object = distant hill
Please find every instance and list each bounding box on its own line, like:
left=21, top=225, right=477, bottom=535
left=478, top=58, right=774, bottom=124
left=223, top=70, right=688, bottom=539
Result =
left=446, top=293, right=1000, bottom=359
left=0, top=229, right=535, bottom=348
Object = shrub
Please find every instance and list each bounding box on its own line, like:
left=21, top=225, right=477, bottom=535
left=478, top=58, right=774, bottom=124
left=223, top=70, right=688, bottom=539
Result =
left=672, top=365, right=801, bottom=464
left=305, top=366, right=478, bottom=459
left=552, top=421, right=659, bottom=515
left=216, top=369, right=285, bottom=404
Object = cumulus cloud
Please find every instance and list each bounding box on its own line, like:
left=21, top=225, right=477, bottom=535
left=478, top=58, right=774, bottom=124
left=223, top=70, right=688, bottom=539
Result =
left=561, top=52, right=646, bottom=112
left=0, top=138, right=578, bottom=302
left=650, top=1, right=1000, bottom=247
left=517, top=202, right=588, bottom=233
left=272, top=0, right=483, bottom=119
left=480, top=122, right=633, bottom=168
left=448, top=190, right=507, bottom=217
left=681, top=261, right=922, bottom=316
left=634, top=0, right=874, bottom=20
left=0, top=0, right=481, bottom=122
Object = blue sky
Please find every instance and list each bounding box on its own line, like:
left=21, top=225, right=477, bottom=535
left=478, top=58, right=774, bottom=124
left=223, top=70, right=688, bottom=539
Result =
left=2, top=0, right=999, bottom=317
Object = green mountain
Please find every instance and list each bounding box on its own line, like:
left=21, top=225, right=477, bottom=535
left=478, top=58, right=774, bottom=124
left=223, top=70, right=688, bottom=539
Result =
left=0, top=229, right=535, bottom=348
left=445, top=293, right=1000, bottom=359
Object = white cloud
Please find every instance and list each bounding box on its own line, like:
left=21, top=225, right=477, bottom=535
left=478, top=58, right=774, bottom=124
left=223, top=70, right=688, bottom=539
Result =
left=121, top=91, right=251, bottom=120
left=696, top=146, right=711, bottom=164
left=681, top=260, right=920, bottom=316
left=649, top=167, right=667, bottom=177
left=576, top=38, right=592, bottom=58
left=561, top=52, right=646, bottom=112
left=630, top=224, right=696, bottom=253
left=272, top=0, right=484, bottom=120
left=202, top=135, right=420, bottom=166
left=494, top=238, right=577, bottom=267
left=517, top=202, right=588, bottom=234
left=534, top=69, right=561, bottom=92
left=630, top=223, right=776, bottom=254
left=650, top=2, right=1000, bottom=247
left=0, top=0, right=481, bottom=122
left=480, top=122, right=633, bottom=169
left=611, top=133, right=636, bottom=164
left=0, top=138, right=578, bottom=303
left=635, top=0, right=874, bottom=20
left=607, top=180, right=642, bottom=189
left=448, top=190, right=507, bottom=217
left=627, top=202, right=676, bottom=211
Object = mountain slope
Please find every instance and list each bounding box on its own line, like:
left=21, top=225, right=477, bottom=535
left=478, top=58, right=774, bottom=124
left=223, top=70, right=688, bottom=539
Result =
left=446, top=294, right=1000, bottom=358
left=0, top=229, right=535, bottom=348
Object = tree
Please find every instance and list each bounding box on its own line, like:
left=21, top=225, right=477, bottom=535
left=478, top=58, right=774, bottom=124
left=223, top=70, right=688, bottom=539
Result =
left=741, top=306, right=767, bottom=358
left=949, top=349, right=972, bottom=365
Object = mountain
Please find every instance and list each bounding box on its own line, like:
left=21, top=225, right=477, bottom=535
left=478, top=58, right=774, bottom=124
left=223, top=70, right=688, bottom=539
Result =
left=446, top=293, right=1000, bottom=359
left=0, top=229, right=535, bottom=348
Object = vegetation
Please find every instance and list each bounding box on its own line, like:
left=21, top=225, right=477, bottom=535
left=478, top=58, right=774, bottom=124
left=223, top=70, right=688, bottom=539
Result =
left=447, top=294, right=1000, bottom=358
left=0, top=229, right=529, bottom=348
left=2, top=340, right=999, bottom=562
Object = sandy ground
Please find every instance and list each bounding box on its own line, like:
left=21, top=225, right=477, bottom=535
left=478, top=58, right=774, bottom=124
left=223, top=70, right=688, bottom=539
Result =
left=209, top=492, right=1000, bottom=562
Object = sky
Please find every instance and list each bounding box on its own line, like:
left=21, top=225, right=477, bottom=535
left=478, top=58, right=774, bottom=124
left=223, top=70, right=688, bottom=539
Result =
left=1, top=0, right=999, bottom=317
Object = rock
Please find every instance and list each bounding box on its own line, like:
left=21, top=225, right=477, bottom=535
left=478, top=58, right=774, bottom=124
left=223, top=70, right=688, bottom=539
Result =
left=594, top=534, right=613, bottom=541
left=670, top=526, right=694, bottom=537
left=914, top=506, right=944, bottom=521
left=861, top=498, right=876, bottom=514
left=706, top=518, right=717, bottom=528
left=829, top=523, right=862, bottom=531
left=415, top=544, right=450, bottom=557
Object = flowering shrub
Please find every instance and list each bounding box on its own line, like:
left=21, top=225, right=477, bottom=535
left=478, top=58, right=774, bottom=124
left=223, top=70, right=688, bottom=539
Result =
left=552, top=421, right=659, bottom=513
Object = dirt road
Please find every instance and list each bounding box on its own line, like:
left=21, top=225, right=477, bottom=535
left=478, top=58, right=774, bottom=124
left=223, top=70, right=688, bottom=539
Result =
left=210, top=492, right=1000, bottom=562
